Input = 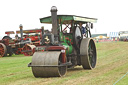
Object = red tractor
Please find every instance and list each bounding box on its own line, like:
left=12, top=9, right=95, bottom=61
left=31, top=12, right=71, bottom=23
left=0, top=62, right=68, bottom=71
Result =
left=17, top=28, right=44, bottom=56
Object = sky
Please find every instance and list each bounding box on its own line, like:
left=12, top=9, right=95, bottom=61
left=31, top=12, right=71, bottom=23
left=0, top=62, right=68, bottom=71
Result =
left=0, top=0, right=128, bottom=39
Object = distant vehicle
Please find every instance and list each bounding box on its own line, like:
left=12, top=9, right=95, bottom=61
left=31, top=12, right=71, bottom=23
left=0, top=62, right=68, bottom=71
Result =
left=118, top=31, right=128, bottom=41
left=0, top=28, right=43, bottom=57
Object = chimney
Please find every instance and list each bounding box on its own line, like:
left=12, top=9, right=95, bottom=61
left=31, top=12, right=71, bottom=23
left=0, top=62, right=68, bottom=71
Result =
left=50, top=6, right=58, bottom=35
left=19, top=24, right=23, bottom=41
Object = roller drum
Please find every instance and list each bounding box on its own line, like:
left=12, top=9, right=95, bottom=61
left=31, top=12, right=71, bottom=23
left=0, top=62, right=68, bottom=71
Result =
left=31, top=51, right=67, bottom=77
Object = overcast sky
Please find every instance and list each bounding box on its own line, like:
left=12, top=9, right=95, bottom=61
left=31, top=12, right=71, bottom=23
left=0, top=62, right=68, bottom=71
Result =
left=0, top=0, right=128, bottom=38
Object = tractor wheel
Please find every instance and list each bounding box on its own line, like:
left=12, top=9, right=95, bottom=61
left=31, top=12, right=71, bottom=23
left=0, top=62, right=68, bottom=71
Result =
left=73, top=26, right=83, bottom=49
left=31, top=51, right=67, bottom=77
left=80, top=38, right=97, bottom=69
left=0, top=43, right=7, bottom=57
left=22, top=44, right=36, bottom=56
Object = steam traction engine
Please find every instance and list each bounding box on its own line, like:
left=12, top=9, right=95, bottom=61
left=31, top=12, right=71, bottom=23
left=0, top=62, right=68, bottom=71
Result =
left=28, top=6, right=97, bottom=77
left=16, top=28, right=43, bottom=56
left=0, top=25, right=31, bottom=57
left=0, top=25, right=43, bottom=57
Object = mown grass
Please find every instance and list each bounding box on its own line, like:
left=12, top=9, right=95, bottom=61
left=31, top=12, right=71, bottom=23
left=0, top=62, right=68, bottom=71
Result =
left=0, top=55, right=32, bottom=85
left=0, top=42, right=128, bottom=85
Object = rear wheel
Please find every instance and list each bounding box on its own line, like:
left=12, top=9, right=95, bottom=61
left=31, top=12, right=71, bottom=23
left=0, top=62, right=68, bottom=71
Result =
left=80, top=38, right=97, bottom=69
left=0, top=43, right=7, bottom=57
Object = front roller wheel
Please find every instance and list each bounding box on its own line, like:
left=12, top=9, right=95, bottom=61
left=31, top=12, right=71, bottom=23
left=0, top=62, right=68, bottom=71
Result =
left=31, top=51, right=67, bottom=77
left=80, top=38, right=97, bottom=69
left=22, top=44, right=36, bottom=56
left=0, top=43, right=7, bottom=57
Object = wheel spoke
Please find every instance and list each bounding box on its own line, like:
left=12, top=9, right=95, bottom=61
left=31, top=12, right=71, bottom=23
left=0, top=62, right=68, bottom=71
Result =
left=23, top=44, right=35, bottom=56
left=0, top=43, right=7, bottom=57
left=80, top=38, right=97, bottom=69
left=88, top=42, right=95, bottom=67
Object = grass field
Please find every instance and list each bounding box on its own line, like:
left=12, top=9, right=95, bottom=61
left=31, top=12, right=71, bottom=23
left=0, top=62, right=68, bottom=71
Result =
left=0, top=42, right=128, bottom=85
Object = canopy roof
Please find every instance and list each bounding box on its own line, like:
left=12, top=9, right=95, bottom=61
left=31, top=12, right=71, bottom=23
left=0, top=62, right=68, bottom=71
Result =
left=16, top=29, right=41, bottom=34
left=5, top=31, right=15, bottom=34
left=40, top=15, right=97, bottom=24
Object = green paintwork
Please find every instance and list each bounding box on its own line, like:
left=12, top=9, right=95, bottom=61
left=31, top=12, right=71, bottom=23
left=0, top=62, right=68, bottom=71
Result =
left=40, top=15, right=97, bottom=56
left=40, top=15, right=97, bottom=24
left=59, top=32, right=73, bottom=55
left=61, top=42, right=73, bottom=55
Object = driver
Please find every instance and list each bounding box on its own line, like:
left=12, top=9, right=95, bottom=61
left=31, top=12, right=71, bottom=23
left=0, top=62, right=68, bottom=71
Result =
left=79, top=23, right=86, bottom=37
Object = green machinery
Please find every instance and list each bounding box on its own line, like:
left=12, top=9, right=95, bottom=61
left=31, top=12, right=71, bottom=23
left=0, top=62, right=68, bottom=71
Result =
left=28, top=6, right=97, bottom=77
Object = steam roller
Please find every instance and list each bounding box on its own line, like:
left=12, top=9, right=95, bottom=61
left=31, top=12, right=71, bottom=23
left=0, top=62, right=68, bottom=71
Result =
left=28, top=6, right=97, bottom=77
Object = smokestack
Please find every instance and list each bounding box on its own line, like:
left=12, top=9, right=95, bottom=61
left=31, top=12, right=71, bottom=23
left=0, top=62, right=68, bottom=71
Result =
left=19, top=24, right=23, bottom=41
left=41, top=26, right=44, bottom=35
left=50, top=6, right=58, bottom=35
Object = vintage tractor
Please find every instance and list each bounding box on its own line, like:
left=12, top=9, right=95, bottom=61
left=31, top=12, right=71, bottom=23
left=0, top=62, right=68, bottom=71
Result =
left=16, top=28, right=43, bottom=56
left=0, top=25, right=43, bottom=57
left=0, top=25, right=32, bottom=57
left=28, top=6, right=97, bottom=77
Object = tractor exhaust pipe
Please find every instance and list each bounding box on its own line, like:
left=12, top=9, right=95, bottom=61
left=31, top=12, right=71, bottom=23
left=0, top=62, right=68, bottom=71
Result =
left=19, top=24, right=23, bottom=41
left=50, top=6, right=58, bottom=35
